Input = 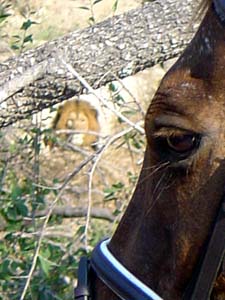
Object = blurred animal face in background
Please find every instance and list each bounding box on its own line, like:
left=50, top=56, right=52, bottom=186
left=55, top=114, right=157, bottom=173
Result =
left=52, top=100, right=100, bottom=148
left=65, top=110, right=90, bottom=145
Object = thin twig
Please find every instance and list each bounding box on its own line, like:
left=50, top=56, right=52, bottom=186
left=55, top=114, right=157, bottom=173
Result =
left=85, top=154, right=102, bottom=251
left=19, top=149, right=98, bottom=300
left=59, top=58, right=145, bottom=135
left=83, top=123, right=143, bottom=250
left=55, top=128, right=105, bottom=137
left=58, top=59, right=144, bottom=250
left=110, top=72, right=145, bottom=117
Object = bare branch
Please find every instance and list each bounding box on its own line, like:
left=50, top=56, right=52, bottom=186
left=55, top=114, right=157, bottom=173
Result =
left=19, top=145, right=100, bottom=300
left=34, top=206, right=114, bottom=222
left=61, top=59, right=145, bottom=134
left=0, top=0, right=200, bottom=128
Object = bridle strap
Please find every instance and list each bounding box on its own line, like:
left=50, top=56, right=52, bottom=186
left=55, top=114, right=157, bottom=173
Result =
left=74, top=257, right=91, bottom=300
left=214, top=0, right=225, bottom=24
left=182, top=0, right=225, bottom=297
left=183, top=193, right=225, bottom=300
left=90, top=239, right=163, bottom=300
left=75, top=192, right=225, bottom=300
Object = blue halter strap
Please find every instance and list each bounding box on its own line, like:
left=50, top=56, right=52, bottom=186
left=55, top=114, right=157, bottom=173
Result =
left=91, top=239, right=163, bottom=300
left=213, top=0, right=225, bottom=23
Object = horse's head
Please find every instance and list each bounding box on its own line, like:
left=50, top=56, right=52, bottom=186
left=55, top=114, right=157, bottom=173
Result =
left=92, top=1, right=225, bottom=299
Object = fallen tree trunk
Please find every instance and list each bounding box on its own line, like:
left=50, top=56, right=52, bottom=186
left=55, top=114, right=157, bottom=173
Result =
left=0, top=0, right=200, bottom=128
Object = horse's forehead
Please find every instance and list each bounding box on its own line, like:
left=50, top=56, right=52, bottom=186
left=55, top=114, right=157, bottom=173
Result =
left=157, top=68, right=225, bottom=105
left=149, top=69, right=225, bottom=135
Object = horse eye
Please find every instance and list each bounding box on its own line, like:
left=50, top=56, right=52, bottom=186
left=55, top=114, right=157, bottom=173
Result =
left=166, top=134, right=199, bottom=154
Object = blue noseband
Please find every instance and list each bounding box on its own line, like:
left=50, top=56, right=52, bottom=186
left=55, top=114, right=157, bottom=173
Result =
left=91, top=239, right=163, bottom=300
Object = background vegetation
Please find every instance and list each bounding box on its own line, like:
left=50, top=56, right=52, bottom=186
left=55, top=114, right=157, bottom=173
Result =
left=0, top=1, right=160, bottom=299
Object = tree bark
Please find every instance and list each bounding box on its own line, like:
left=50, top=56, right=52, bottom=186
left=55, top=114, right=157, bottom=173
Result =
left=0, top=0, right=200, bottom=128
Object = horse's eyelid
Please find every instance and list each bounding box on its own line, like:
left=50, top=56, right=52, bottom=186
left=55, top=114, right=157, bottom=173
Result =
left=152, top=129, right=195, bottom=139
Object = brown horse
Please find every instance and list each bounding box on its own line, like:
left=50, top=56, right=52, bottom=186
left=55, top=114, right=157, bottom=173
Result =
left=75, top=1, right=225, bottom=299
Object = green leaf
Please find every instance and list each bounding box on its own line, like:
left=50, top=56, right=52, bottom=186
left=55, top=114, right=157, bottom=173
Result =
left=21, top=19, right=37, bottom=30
left=108, top=82, right=118, bottom=92
left=76, top=225, right=85, bottom=236
left=5, top=207, right=17, bottom=220
left=113, top=182, right=124, bottom=189
left=89, top=16, right=95, bottom=23
left=32, top=127, right=42, bottom=134
left=104, top=190, right=115, bottom=201
left=41, top=246, right=51, bottom=259
left=113, top=208, right=121, bottom=216
left=93, top=0, right=103, bottom=4
left=11, top=184, right=22, bottom=201
left=12, top=34, right=20, bottom=39
left=38, top=255, right=52, bottom=276
left=115, top=94, right=125, bottom=103
left=0, top=259, right=11, bottom=279
left=18, top=237, right=35, bottom=251
left=0, top=13, right=10, bottom=24
left=23, top=34, right=33, bottom=44
left=112, top=0, right=119, bottom=13
left=16, top=202, right=28, bottom=217
left=11, top=44, right=20, bottom=51
left=78, top=6, right=90, bottom=10
left=132, top=138, right=144, bottom=149
left=123, top=110, right=136, bottom=116
left=104, top=182, right=124, bottom=201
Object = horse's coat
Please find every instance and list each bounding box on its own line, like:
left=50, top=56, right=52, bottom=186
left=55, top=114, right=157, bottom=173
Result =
left=91, top=1, right=225, bottom=299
